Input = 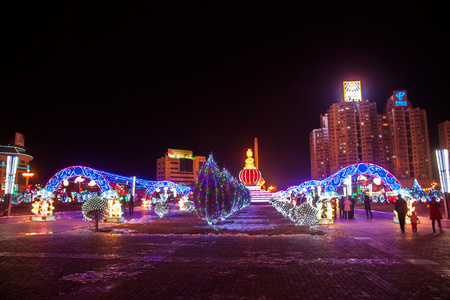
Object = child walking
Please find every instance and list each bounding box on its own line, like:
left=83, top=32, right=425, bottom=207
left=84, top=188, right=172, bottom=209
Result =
left=408, top=211, right=419, bottom=232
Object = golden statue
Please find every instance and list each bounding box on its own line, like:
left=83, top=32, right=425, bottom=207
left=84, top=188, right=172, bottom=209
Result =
left=245, top=148, right=255, bottom=168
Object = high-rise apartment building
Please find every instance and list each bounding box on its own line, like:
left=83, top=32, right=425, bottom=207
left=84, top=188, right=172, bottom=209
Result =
left=384, top=91, right=432, bottom=181
left=326, top=99, right=379, bottom=173
left=309, top=114, right=329, bottom=180
left=438, top=120, right=450, bottom=149
left=156, top=149, right=205, bottom=185
left=310, top=83, right=433, bottom=187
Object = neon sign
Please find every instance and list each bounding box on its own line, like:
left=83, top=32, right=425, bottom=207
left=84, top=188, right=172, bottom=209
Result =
left=343, top=81, right=362, bottom=102
left=394, top=90, right=408, bottom=107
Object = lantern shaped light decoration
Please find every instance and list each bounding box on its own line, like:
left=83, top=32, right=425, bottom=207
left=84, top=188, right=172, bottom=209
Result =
left=239, top=148, right=262, bottom=186
left=31, top=189, right=55, bottom=216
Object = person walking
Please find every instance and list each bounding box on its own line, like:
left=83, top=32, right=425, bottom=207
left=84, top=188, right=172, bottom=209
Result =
left=408, top=211, right=419, bottom=232
left=429, top=197, right=444, bottom=233
left=128, top=195, right=135, bottom=217
left=349, top=196, right=355, bottom=219
left=364, top=194, right=373, bottom=218
left=121, top=197, right=127, bottom=215
left=394, top=195, right=408, bottom=232
left=343, top=196, right=352, bottom=219
left=339, top=197, right=344, bottom=218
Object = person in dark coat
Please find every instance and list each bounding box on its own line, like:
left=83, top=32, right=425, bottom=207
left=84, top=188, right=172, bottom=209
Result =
left=128, top=195, right=135, bottom=216
left=121, top=197, right=127, bottom=215
left=394, top=195, right=408, bottom=232
left=339, top=197, right=344, bottom=218
left=364, top=194, right=373, bottom=218
left=349, top=196, right=355, bottom=219
left=429, top=197, right=444, bottom=233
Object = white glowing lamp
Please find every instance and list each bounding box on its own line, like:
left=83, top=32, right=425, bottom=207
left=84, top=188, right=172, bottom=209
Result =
left=74, top=176, right=85, bottom=183
left=343, top=176, right=352, bottom=185
left=373, top=177, right=382, bottom=185
left=88, top=180, right=96, bottom=187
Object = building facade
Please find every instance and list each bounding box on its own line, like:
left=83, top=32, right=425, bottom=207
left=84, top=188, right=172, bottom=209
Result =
left=310, top=84, right=433, bottom=187
left=438, top=120, right=450, bottom=149
left=0, top=145, right=33, bottom=195
left=384, top=91, right=432, bottom=182
left=326, top=99, right=379, bottom=174
left=309, top=114, right=329, bottom=180
left=156, top=149, right=205, bottom=186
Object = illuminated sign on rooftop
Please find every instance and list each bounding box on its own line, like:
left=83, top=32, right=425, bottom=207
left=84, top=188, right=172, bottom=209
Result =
left=343, top=81, right=362, bottom=102
left=168, top=149, right=193, bottom=159
left=394, top=90, right=408, bottom=107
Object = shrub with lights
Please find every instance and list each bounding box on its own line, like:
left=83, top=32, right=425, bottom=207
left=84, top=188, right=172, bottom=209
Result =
left=269, top=198, right=319, bottom=226
left=193, top=155, right=251, bottom=226
left=82, top=196, right=109, bottom=232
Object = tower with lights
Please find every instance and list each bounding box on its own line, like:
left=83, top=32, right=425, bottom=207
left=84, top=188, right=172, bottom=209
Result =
left=239, top=148, right=262, bottom=190
left=238, top=138, right=272, bottom=202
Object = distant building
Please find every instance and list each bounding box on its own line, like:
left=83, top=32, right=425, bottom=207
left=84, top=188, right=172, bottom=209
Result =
left=310, top=83, right=433, bottom=188
left=326, top=99, right=379, bottom=173
left=0, top=143, right=33, bottom=195
left=438, top=120, right=450, bottom=149
left=309, top=114, right=329, bottom=180
left=156, top=149, right=205, bottom=185
left=384, top=91, right=432, bottom=183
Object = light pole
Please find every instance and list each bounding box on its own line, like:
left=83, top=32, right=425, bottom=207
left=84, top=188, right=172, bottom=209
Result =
left=436, top=149, right=450, bottom=219
left=3, top=155, right=19, bottom=217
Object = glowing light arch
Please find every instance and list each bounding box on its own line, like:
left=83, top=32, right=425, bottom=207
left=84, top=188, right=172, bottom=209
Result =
left=323, top=163, right=402, bottom=192
left=286, top=180, right=323, bottom=196
left=144, top=181, right=190, bottom=198
left=44, top=166, right=112, bottom=193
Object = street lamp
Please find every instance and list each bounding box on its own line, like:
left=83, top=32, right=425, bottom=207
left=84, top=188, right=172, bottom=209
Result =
left=436, top=149, right=450, bottom=219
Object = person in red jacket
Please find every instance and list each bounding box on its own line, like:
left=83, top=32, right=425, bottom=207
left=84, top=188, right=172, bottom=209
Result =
left=429, top=197, right=444, bottom=233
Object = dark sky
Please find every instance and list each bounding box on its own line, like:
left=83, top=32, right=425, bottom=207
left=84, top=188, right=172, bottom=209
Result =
left=1, top=2, right=449, bottom=189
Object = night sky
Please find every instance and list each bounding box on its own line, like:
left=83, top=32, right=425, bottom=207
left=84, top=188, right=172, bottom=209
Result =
left=1, top=2, right=449, bottom=189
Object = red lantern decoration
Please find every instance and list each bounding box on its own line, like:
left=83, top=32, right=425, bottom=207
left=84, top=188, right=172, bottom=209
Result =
left=239, top=168, right=262, bottom=186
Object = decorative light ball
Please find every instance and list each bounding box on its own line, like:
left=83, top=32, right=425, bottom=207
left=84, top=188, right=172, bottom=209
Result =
left=82, top=197, right=109, bottom=221
left=239, top=168, right=262, bottom=186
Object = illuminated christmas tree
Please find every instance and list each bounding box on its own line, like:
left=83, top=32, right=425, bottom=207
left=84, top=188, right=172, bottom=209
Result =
left=194, top=155, right=252, bottom=226
left=193, top=155, right=225, bottom=225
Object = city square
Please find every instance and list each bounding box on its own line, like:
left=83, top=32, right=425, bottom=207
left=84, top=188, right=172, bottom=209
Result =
left=2, top=2, right=450, bottom=300
left=0, top=203, right=449, bottom=299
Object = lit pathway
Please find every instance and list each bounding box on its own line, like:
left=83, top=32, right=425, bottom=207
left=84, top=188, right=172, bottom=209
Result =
left=0, top=204, right=448, bottom=299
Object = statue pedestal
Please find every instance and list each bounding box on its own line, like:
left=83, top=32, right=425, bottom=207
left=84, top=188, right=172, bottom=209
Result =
left=105, top=217, right=124, bottom=223
left=30, top=215, right=56, bottom=222
left=318, top=218, right=334, bottom=225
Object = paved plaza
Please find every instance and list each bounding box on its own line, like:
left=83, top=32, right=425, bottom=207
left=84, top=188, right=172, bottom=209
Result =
left=0, top=204, right=449, bottom=300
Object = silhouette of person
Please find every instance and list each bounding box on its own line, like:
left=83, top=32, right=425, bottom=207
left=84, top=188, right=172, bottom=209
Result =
left=343, top=196, right=352, bottom=219
left=128, top=195, right=135, bottom=216
left=339, top=197, right=344, bottom=218
left=394, top=195, right=408, bottom=232
left=408, top=211, right=419, bottom=232
left=364, top=194, right=373, bottom=218
left=429, top=197, right=444, bottom=233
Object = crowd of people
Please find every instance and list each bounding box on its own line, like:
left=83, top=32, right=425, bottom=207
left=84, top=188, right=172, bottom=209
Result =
left=339, top=194, right=445, bottom=234
left=392, top=196, right=444, bottom=234
left=332, top=194, right=445, bottom=234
